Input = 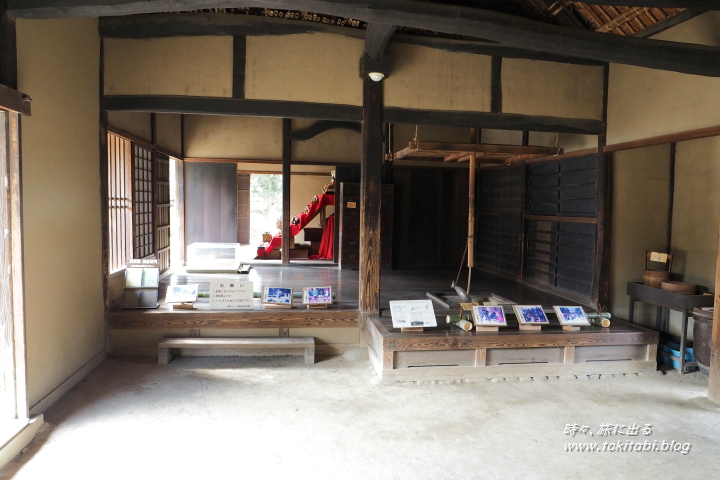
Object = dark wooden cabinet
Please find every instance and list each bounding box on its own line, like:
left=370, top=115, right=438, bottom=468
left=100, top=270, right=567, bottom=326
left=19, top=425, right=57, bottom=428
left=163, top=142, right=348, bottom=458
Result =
left=338, top=182, right=393, bottom=269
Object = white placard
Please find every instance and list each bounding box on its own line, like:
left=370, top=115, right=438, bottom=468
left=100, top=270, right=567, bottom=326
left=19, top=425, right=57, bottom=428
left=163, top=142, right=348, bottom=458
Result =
left=389, top=300, right=437, bottom=328
left=210, top=280, right=254, bottom=310
left=650, top=252, right=668, bottom=263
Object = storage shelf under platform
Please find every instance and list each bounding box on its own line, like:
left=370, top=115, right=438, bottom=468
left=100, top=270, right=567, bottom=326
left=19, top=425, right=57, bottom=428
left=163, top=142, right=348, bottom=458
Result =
left=368, top=316, right=658, bottom=382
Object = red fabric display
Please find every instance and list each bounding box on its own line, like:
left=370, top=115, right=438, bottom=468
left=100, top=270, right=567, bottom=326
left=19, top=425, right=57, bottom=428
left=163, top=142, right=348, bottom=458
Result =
left=265, top=193, right=335, bottom=255
left=309, top=214, right=334, bottom=260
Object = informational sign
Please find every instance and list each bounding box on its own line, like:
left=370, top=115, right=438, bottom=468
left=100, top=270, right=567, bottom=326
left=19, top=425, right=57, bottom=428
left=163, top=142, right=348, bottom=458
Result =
left=210, top=280, right=254, bottom=310
left=389, top=299, right=437, bottom=328
left=650, top=252, right=668, bottom=263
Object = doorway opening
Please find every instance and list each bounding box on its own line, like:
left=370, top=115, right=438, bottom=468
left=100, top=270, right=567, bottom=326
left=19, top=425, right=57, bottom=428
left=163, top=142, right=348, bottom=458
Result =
left=248, top=173, right=282, bottom=248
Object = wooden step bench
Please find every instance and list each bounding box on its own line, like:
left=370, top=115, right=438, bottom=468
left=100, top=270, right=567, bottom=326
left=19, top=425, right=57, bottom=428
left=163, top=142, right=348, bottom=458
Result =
left=157, top=337, right=315, bottom=365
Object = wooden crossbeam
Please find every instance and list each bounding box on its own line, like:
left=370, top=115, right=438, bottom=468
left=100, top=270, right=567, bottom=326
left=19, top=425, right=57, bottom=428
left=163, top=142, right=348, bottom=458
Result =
left=8, top=0, right=720, bottom=76
left=98, top=14, right=604, bottom=66
left=410, top=141, right=556, bottom=156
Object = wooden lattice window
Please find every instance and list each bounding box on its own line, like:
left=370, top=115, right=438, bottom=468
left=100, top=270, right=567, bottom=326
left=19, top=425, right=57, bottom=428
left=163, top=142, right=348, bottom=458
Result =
left=107, top=133, right=133, bottom=273
left=154, top=152, right=171, bottom=273
left=133, top=145, right=154, bottom=259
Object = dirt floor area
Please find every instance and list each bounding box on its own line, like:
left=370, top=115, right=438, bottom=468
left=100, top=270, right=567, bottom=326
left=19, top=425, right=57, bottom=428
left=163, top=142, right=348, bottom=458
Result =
left=1, top=352, right=719, bottom=480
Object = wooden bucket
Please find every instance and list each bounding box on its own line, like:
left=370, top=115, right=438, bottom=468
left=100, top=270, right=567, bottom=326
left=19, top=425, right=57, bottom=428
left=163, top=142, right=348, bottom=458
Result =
left=643, top=269, right=670, bottom=288
left=661, top=281, right=696, bottom=295
left=692, top=309, right=713, bottom=375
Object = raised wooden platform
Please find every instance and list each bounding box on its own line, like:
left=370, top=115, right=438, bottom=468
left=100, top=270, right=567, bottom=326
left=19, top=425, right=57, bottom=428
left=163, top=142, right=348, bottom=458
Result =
left=108, top=305, right=358, bottom=329
left=367, top=317, right=658, bottom=382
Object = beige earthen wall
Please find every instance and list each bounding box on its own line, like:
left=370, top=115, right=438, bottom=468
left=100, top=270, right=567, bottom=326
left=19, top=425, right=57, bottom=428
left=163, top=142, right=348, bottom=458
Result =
left=17, top=18, right=105, bottom=408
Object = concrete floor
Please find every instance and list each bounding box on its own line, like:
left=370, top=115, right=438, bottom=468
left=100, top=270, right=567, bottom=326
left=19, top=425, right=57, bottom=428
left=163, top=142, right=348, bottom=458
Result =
left=1, top=352, right=719, bottom=480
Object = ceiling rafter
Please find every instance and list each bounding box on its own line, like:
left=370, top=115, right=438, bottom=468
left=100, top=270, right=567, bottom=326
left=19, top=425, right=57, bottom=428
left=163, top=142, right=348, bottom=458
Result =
left=8, top=1, right=720, bottom=75
left=596, top=7, right=649, bottom=33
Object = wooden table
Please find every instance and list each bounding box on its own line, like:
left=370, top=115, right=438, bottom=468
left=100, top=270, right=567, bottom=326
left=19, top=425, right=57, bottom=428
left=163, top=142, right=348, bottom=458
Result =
left=626, top=282, right=713, bottom=374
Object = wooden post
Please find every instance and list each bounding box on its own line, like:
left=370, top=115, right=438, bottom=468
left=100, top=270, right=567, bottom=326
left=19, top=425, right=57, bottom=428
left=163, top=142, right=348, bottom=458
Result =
left=708, top=217, right=720, bottom=403
left=592, top=64, right=611, bottom=311
left=467, top=128, right=478, bottom=293
left=281, top=118, right=291, bottom=266
left=359, top=77, right=383, bottom=318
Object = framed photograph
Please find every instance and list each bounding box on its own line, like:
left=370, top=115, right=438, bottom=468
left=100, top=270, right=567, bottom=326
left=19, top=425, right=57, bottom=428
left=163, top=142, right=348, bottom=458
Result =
left=512, top=305, right=550, bottom=325
left=471, top=305, right=507, bottom=326
left=164, top=284, right=199, bottom=304
left=553, top=306, right=590, bottom=326
left=303, top=286, right=332, bottom=305
left=262, top=286, right=293, bottom=305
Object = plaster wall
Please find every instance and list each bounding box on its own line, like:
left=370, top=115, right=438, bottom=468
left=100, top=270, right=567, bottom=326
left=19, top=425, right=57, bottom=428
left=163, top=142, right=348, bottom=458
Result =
left=609, top=145, right=671, bottom=327
left=558, top=134, right=597, bottom=152
left=107, top=111, right=152, bottom=141
left=290, top=119, right=361, bottom=163
left=384, top=44, right=491, bottom=112
left=671, top=136, right=720, bottom=290
left=156, top=113, right=183, bottom=156
left=104, top=36, right=233, bottom=97
left=184, top=115, right=282, bottom=159
left=246, top=34, right=363, bottom=106
left=502, top=60, right=603, bottom=120
left=607, top=12, right=720, bottom=145
left=16, top=18, right=105, bottom=407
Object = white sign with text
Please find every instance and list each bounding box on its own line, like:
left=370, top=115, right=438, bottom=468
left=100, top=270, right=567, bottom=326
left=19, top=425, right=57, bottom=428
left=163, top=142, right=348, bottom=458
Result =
left=389, top=299, right=437, bottom=328
left=210, top=280, right=254, bottom=310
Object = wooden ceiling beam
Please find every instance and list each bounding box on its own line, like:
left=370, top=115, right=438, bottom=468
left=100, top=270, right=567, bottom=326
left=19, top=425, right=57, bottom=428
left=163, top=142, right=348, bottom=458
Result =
left=98, top=14, right=604, bottom=66
left=11, top=0, right=720, bottom=76
left=103, top=95, right=604, bottom=134
left=364, top=23, right=396, bottom=60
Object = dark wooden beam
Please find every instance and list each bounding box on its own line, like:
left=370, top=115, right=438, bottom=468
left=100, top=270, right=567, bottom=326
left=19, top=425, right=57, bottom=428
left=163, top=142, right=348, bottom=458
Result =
left=633, top=8, right=707, bottom=38
left=102, top=95, right=605, bottom=134
left=103, top=95, right=363, bottom=120
left=98, top=13, right=604, bottom=66
left=364, top=23, right=397, bottom=60
left=287, top=120, right=360, bottom=141
left=490, top=56, right=502, bottom=114
left=11, top=1, right=720, bottom=75
left=98, top=12, right=366, bottom=38
left=232, top=35, right=246, bottom=99
left=535, top=0, right=586, bottom=29
left=281, top=118, right=291, bottom=266
left=1, top=1, right=17, bottom=89
left=383, top=108, right=603, bottom=135
left=359, top=76, right=383, bottom=318
left=0, top=83, right=31, bottom=115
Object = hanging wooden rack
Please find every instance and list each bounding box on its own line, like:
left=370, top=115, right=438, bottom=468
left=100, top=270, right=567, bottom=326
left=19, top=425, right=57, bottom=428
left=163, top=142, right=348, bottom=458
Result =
left=392, top=141, right=560, bottom=164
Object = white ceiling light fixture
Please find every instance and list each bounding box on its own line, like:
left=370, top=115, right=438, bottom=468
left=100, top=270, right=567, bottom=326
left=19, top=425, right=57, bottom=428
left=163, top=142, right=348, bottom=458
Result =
left=368, top=72, right=385, bottom=82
